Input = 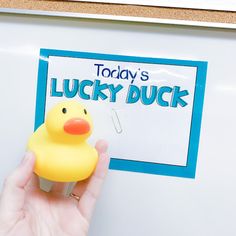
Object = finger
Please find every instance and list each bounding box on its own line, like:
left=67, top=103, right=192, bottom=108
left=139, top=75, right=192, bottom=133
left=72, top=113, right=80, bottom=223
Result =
left=0, top=152, right=35, bottom=214
left=77, top=152, right=110, bottom=221
left=71, top=179, right=89, bottom=199
left=95, top=140, right=108, bottom=155
left=51, top=182, right=68, bottom=195
left=72, top=140, right=109, bottom=197
left=26, top=173, right=40, bottom=190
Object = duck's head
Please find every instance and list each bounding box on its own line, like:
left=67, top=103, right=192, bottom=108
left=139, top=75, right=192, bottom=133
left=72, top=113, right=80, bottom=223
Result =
left=45, top=101, right=93, bottom=143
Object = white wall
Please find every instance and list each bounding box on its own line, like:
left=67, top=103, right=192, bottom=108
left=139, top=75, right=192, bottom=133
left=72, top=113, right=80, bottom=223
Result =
left=0, top=14, right=236, bottom=236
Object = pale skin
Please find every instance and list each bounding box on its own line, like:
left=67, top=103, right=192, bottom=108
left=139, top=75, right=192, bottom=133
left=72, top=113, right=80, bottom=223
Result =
left=0, top=140, right=110, bottom=236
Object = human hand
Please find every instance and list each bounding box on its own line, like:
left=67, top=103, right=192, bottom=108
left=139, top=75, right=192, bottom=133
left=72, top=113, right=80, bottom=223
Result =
left=0, top=140, right=109, bottom=236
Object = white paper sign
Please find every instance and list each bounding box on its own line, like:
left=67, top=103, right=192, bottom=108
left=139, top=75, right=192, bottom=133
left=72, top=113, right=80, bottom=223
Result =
left=71, top=0, right=236, bottom=11
left=35, top=49, right=207, bottom=178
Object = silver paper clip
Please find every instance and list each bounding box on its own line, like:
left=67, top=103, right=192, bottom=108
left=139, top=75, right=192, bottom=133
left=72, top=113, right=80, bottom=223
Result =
left=111, top=109, right=123, bottom=134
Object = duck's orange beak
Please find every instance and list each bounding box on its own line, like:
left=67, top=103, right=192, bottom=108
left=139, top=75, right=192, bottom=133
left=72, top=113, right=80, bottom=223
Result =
left=64, top=118, right=90, bottom=135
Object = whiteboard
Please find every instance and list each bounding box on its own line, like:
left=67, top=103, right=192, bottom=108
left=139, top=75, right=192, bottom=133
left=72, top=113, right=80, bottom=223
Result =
left=71, top=0, right=236, bottom=11
left=0, top=13, right=236, bottom=236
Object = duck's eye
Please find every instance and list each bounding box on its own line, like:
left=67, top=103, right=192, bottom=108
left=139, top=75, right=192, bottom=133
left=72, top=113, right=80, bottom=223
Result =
left=84, top=109, right=87, bottom=115
left=62, top=108, right=67, bottom=114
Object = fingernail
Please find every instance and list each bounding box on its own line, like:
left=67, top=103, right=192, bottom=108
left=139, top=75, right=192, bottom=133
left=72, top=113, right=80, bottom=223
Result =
left=97, top=140, right=108, bottom=154
left=21, top=152, right=33, bottom=164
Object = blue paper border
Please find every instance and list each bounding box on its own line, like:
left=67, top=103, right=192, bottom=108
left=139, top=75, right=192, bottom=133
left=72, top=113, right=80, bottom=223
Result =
left=35, top=48, right=207, bottom=179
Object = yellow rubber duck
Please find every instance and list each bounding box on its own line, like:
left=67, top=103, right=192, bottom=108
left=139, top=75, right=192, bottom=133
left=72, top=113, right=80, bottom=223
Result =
left=28, top=100, right=98, bottom=182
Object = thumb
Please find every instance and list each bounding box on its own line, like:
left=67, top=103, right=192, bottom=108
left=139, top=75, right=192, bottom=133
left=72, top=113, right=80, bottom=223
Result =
left=0, top=152, right=35, bottom=216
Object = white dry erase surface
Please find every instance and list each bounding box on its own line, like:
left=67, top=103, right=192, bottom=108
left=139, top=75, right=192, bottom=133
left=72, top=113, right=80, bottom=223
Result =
left=0, top=13, right=236, bottom=236
left=70, top=0, right=236, bottom=11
